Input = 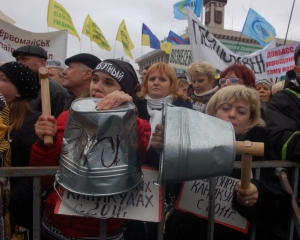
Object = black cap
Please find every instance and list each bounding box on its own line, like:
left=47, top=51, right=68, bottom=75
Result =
left=294, top=44, right=300, bottom=65
left=12, top=45, right=48, bottom=59
left=0, top=62, right=39, bottom=99
left=65, top=53, right=101, bottom=70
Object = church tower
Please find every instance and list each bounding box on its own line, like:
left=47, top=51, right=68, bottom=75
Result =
left=204, top=0, right=227, bottom=29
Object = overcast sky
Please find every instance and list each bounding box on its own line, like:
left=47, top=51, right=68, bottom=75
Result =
left=1, top=0, right=299, bottom=69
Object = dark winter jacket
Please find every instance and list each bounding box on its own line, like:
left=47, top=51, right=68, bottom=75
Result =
left=8, top=111, right=41, bottom=237
left=266, top=69, right=300, bottom=161
left=30, top=78, right=69, bottom=118
left=163, top=126, right=290, bottom=240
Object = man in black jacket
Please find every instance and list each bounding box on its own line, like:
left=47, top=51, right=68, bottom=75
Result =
left=266, top=44, right=300, bottom=161
left=12, top=45, right=69, bottom=118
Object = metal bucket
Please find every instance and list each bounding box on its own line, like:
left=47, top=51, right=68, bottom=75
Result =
left=158, top=103, right=236, bottom=185
left=56, top=97, right=142, bottom=196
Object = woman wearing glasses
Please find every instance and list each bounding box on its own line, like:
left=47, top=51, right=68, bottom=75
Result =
left=186, top=61, right=219, bottom=113
left=219, top=64, right=256, bottom=89
left=219, top=64, right=267, bottom=119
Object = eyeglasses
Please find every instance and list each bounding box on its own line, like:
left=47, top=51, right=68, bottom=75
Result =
left=219, top=78, right=239, bottom=85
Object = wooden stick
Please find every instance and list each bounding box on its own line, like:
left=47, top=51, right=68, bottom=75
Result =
left=39, top=67, right=53, bottom=145
left=241, top=155, right=252, bottom=189
left=236, top=141, right=264, bottom=189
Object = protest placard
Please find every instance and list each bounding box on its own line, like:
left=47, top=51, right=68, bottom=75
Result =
left=54, top=166, right=162, bottom=222
left=176, top=176, right=250, bottom=233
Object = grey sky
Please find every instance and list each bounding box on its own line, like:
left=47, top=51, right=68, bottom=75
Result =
left=1, top=0, right=299, bottom=69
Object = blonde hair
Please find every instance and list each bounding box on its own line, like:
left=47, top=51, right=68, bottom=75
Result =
left=187, top=61, right=216, bottom=82
left=272, top=80, right=285, bottom=95
left=206, top=85, right=265, bottom=134
left=137, top=62, right=184, bottom=100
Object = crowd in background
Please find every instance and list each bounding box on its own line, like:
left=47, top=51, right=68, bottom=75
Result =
left=0, top=43, right=299, bottom=240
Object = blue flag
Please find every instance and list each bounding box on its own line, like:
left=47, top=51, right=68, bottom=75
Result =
left=241, top=8, right=276, bottom=47
left=165, top=30, right=188, bottom=54
left=167, top=30, right=188, bottom=45
left=173, top=0, right=202, bottom=20
left=141, top=23, right=166, bottom=51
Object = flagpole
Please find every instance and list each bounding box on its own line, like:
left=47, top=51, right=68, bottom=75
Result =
left=234, top=33, right=242, bottom=53
left=90, top=41, right=93, bottom=54
left=113, top=40, right=117, bottom=59
left=284, top=0, right=295, bottom=45
left=80, top=33, right=83, bottom=53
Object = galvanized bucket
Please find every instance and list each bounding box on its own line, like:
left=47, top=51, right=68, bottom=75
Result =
left=56, top=97, right=142, bottom=196
left=158, top=103, right=236, bottom=185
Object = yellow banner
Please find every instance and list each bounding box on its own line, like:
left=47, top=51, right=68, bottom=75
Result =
left=47, top=0, right=80, bottom=40
left=116, top=20, right=135, bottom=59
left=87, top=16, right=111, bottom=51
left=82, top=14, right=91, bottom=37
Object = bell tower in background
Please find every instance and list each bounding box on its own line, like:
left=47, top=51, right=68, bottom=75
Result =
left=203, top=0, right=227, bottom=29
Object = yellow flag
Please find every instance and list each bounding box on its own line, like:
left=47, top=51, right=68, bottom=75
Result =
left=165, top=42, right=172, bottom=54
left=88, top=16, right=111, bottom=52
left=47, top=0, right=80, bottom=40
left=82, top=15, right=91, bottom=37
left=116, top=20, right=135, bottom=59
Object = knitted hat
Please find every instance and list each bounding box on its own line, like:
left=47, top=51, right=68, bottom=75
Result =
left=65, top=53, right=101, bottom=70
left=0, top=62, right=39, bottom=99
left=256, top=79, right=272, bottom=88
left=93, top=59, right=139, bottom=95
left=12, top=45, right=48, bottom=59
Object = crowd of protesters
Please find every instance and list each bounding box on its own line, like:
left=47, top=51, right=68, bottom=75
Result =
left=0, top=43, right=299, bottom=240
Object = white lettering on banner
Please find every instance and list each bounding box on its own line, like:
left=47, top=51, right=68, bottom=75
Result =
left=95, top=62, right=125, bottom=81
left=54, top=166, right=162, bottom=222
left=0, top=18, right=67, bottom=65
left=187, top=8, right=300, bottom=80
left=176, top=176, right=250, bottom=234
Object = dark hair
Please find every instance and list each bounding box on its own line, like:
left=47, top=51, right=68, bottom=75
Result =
left=220, top=64, right=256, bottom=88
left=143, top=66, right=150, bottom=71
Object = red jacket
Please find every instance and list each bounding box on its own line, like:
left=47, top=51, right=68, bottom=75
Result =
left=30, top=110, right=151, bottom=238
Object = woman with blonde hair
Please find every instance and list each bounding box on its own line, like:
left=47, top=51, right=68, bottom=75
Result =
left=206, top=85, right=265, bottom=138
left=186, top=61, right=218, bottom=112
left=152, top=85, right=290, bottom=239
